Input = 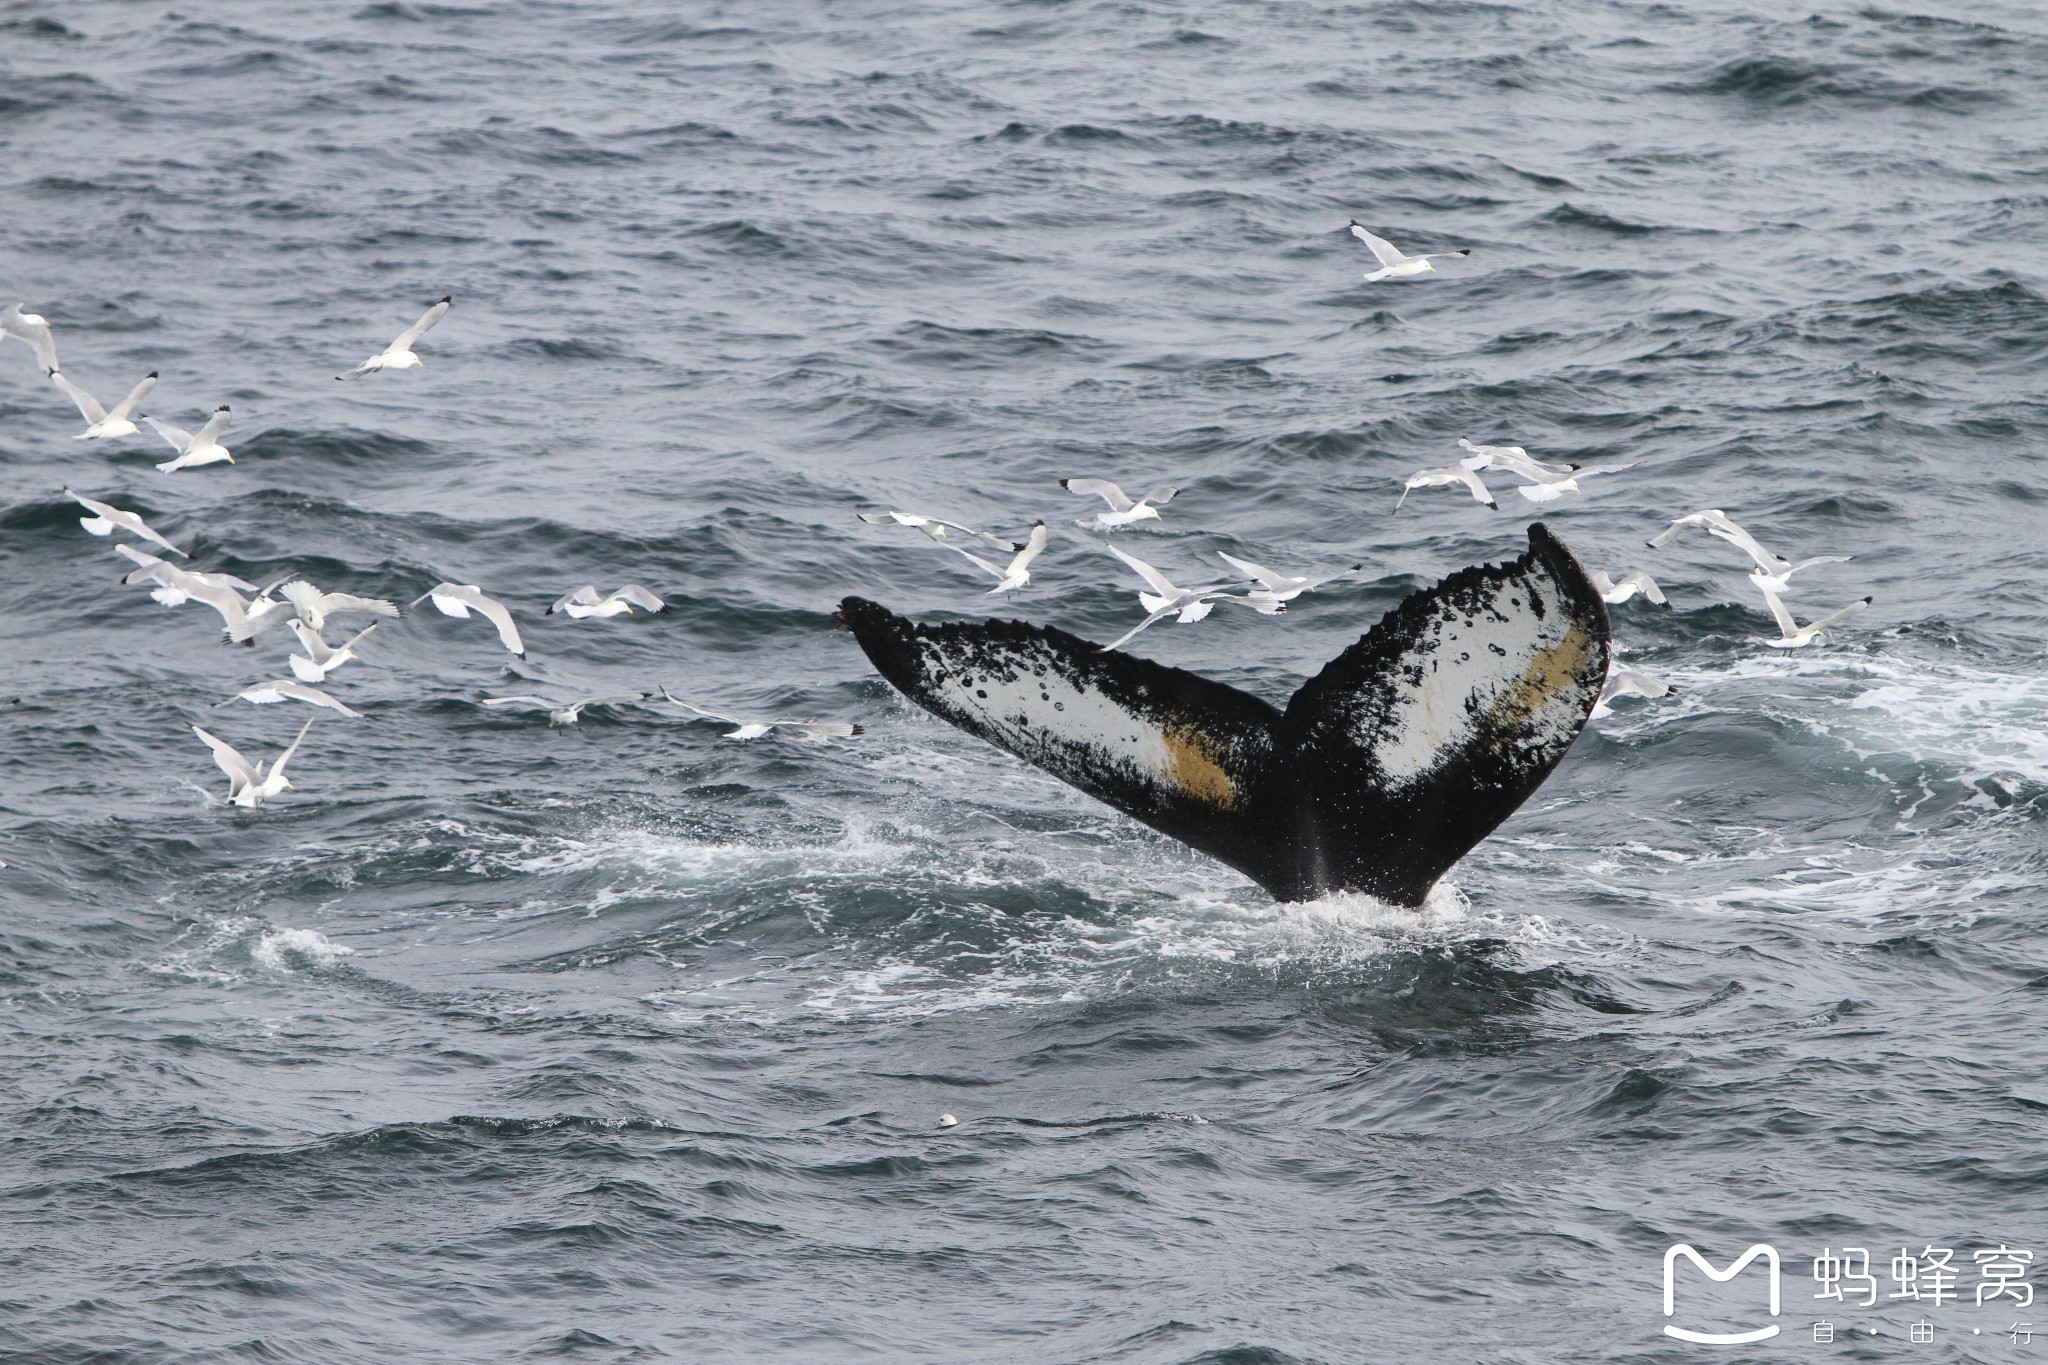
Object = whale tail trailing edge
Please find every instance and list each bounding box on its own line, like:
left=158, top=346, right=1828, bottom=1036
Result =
left=839, top=523, right=1610, bottom=905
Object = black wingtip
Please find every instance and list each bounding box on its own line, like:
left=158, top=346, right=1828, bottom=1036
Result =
left=848, top=724, right=866, bottom=736
left=438, top=295, right=452, bottom=304
left=1058, top=479, right=1073, bottom=490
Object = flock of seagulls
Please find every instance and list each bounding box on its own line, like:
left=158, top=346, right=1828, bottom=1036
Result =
left=11, top=219, right=1874, bottom=808
left=14, top=296, right=865, bottom=809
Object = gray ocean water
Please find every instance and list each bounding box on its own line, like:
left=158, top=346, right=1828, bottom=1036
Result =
left=4, top=1, right=2048, bottom=1360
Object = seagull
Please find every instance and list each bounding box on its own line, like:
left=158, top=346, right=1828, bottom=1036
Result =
left=217, top=679, right=364, bottom=718
left=338, top=296, right=451, bottom=379
left=191, top=718, right=315, bottom=808
left=1457, top=437, right=1577, bottom=481
left=144, top=406, right=234, bottom=472
left=1348, top=221, right=1471, bottom=281
left=287, top=620, right=379, bottom=683
left=230, top=580, right=400, bottom=644
left=546, top=585, right=669, bottom=618
left=658, top=687, right=861, bottom=740
left=1098, top=545, right=1251, bottom=652
left=116, top=547, right=270, bottom=639
left=1756, top=583, right=1872, bottom=649
left=1, top=303, right=58, bottom=374
left=481, top=691, right=651, bottom=727
left=858, top=511, right=1025, bottom=552
left=949, top=520, right=1047, bottom=594
left=1590, top=669, right=1676, bottom=720
left=67, top=489, right=184, bottom=556
left=1216, top=551, right=1363, bottom=614
left=1514, top=462, right=1638, bottom=503
left=1588, top=569, right=1670, bottom=608
left=410, top=583, right=524, bottom=657
left=1061, top=479, right=1177, bottom=529
left=1645, top=509, right=1852, bottom=593
left=53, top=371, right=156, bottom=439
left=1396, top=465, right=1497, bottom=510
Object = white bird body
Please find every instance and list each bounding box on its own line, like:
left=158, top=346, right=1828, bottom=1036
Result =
left=1590, top=669, right=1675, bottom=720
left=230, top=580, right=399, bottom=643
left=1514, top=462, right=1637, bottom=503
left=54, top=371, right=156, bottom=439
left=287, top=620, right=378, bottom=683
left=1, top=303, right=58, bottom=374
left=1061, top=479, right=1178, bottom=530
left=1397, top=464, right=1497, bottom=510
left=191, top=718, right=314, bottom=807
left=482, top=691, right=650, bottom=727
left=951, top=521, right=1047, bottom=594
left=411, top=582, right=525, bottom=657
left=145, top=406, right=234, bottom=472
left=858, top=511, right=1024, bottom=552
left=1756, top=583, right=1872, bottom=648
left=1646, top=509, right=1851, bottom=592
left=659, top=687, right=861, bottom=740
left=67, top=489, right=184, bottom=556
left=1215, top=551, right=1362, bottom=614
left=221, top=679, right=363, bottom=718
left=1588, top=569, right=1670, bottom=608
left=338, top=296, right=451, bottom=379
left=546, top=584, right=668, bottom=618
left=1349, top=222, right=1471, bottom=281
left=1457, top=437, right=1577, bottom=481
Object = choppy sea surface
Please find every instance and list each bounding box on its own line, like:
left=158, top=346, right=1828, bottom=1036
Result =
left=4, top=2, right=2047, bottom=1360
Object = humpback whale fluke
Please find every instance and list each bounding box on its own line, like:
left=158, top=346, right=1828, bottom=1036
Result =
left=839, top=523, right=1610, bottom=906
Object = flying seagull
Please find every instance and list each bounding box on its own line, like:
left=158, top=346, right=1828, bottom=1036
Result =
left=481, top=691, right=651, bottom=727
left=1588, top=569, right=1669, bottom=608
left=1216, top=551, right=1363, bottom=614
left=53, top=371, right=156, bottom=439
left=217, top=679, right=364, bottom=718
left=1514, top=462, right=1637, bottom=503
left=659, top=687, right=861, bottom=740
left=1098, top=544, right=1251, bottom=652
left=949, top=520, right=1047, bottom=594
left=857, top=511, right=1025, bottom=552
left=1, top=303, right=58, bottom=374
left=546, top=585, right=669, bottom=618
left=1646, top=509, right=1851, bottom=593
left=1756, top=583, right=1872, bottom=649
left=144, top=406, right=234, bottom=472
left=191, top=718, right=315, bottom=808
left=410, top=582, right=525, bottom=657
left=66, top=489, right=185, bottom=556
left=338, top=296, right=451, bottom=379
left=1061, top=479, right=1178, bottom=529
left=1590, top=669, right=1675, bottom=720
left=230, top=580, right=400, bottom=643
left=1397, top=464, right=1497, bottom=510
left=1349, top=222, right=1471, bottom=281
left=287, top=620, right=379, bottom=683
left=116, top=546, right=270, bottom=638
left=1457, top=437, right=1577, bottom=481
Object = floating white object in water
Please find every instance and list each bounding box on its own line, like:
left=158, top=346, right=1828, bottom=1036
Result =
left=53, top=370, right=156, bottom=440
left=546, top=584, right=668, bottom=618
left=1589, top=569, right=1669, bottom=608
left=218, top=679, right=364, bottom=718
left=144, top=406, right=234, bottom=472
left=481, top=691, right=651, bottom=727
left=1396, top=464, right=1497, bottom=511
left=232, top=580, right=400, bottom=643
left=1590, top=668, right=1675, bottom=720
left=948, top=520, right=1047, bottom=594
left=658, top=687, right=861, bottom=740
left=1457, top=437, right=1576, bottom=481
left=1216, top=551, right=1362, bottom=614
left=1, top=303, right=58, bottom=374
left=1645, top=509, right=1851, bottom=593
left=1756, top=582, right=1872, bottom=649
left=67, top=489, right=184, bottom=556
left=1514, top=462, right=1637, bottom=503
left=1061, top=479, right=1177, bottom=530
left=191, top=717, right=315, bottom=808
left=937, top=1114, right=957, bottom=1128
left=337, top=296, right=451, bottom=379
left=410, top=582, right=525, bottom=658
left=287, top=620, right=379, bottom=683
left=1349, top=221, right=1470, bottom=281
left=858, top=511, right=1024, bottom=552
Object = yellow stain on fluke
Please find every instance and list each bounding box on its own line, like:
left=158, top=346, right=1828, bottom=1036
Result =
left=1161, top=722, right=1238, bottom=808
left=1486, top=619, right=1597, bottom=745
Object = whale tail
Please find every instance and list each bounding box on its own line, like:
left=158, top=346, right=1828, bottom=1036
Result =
left=838, top=523, right=1610, bottom=905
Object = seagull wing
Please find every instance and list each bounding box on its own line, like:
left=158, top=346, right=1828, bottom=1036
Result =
left=272, top=681, right=363, bottom=717
left=1810, top=597, right=1873, bottom=631
left=481, top=696, right=552, bottom=710
left=549, top=585, right=602, bottom=614
left=228, top=599, right=295, bottom=642
left=1348, top=223, right=1407, bottom=267
left=1216, top=551, right=1286, bottom=590
left=1756, top=583, right=1799, bottom=638
left=1703, top=516, right=1782, bottom=573
left=1009, top=521, right=1049, bottom=570
left=610, top=585, right=666, bottom=611
left=52, top=372, right=107, bottom=424
left=263, top=718, right=316, bottom=792
left=1617, top=570, right=1667, bottom=605
left=318, top=592, right=400, bottom=620
left=465, top=591, right=525, bottom=656
left=1060, top=478, right=1133, bottom=511
left=1786, top=555, right=1854, bottom=573
left=658, top=688, right=745, bottom=727
left=573, top=692, right=652, bottom=709
left=1140, top=486, right=1179, bottom=507
left=393, top=297, right=451, bottom=350
left=191, top=725, right=259, bottom=789
left=107, top=372, right=157, bottom=421
left=952, top=547, right=1004, bottom=580
left=143, top=416, right=193, bottom=451
left=193, top=407, right=232, bottom=445
left=1458, top=467, right=1499, bottom=507
left=1107, top=542, right=1180, bottom=597
left=776, top=720, right=862, bottom=738
left=1098, top=603, right=1179, bottom=653
left=287, top=619, right=332, bottom=660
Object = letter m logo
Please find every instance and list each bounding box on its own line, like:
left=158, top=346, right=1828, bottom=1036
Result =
left=1663, top=1243, right=1781, bottom=1344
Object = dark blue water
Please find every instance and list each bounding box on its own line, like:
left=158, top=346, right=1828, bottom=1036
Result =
left=4, top=2, right=2047, bottom=1360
